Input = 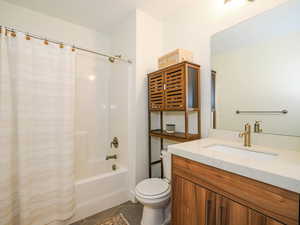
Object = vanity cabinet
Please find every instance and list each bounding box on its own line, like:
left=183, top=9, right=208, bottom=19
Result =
left=172, top=155, right=299, bottom=225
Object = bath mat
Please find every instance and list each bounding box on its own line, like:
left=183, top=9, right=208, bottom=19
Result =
left=97, top=213, right=130, bottom=225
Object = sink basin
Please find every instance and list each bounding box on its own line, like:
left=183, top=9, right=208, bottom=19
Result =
left=205, top=144, right=278, bottom=160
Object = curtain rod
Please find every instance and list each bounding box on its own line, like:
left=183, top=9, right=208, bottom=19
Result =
left=0, top=25, right=132, bottom=64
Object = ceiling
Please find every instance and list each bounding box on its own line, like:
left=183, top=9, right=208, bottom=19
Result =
left=3, top=0, right=194, bottom=33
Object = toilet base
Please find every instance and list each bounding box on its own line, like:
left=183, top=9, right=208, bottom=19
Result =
left=141, top=205, right=164, bottom=225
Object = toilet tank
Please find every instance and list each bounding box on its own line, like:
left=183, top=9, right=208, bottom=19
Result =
left=161, top=150, right=171, bottom=181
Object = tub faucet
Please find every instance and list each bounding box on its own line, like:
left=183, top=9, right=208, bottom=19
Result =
left=106, top=154, right=117, bottom=160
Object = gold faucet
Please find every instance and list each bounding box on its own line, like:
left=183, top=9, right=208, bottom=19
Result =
left=239, top=123, right=251, bottom=147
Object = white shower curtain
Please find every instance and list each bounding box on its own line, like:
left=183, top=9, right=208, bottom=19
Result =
left=0, top=30, right=76, bottom=225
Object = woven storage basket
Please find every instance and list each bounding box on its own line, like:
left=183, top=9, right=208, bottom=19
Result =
left=158, top=49, right=193, bottom=69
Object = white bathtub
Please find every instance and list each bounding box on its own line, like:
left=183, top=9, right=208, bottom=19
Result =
left=69, top=167, right=130, bottom=224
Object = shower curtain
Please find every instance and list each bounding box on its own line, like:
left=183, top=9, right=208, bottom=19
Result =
left=0, top=30, right=76, bottom=225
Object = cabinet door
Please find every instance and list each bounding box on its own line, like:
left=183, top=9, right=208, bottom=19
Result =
left=172, top=175, right=197, bottom=225
left=164, top=65, right=186, bottom=110
left=216, top=195, right=249, bottom=225
left=148, top=72, right=164, bottom=111
left=265, top=219, right=285, bottom=225
left=196, top=185, right=217, bottom=225
left=249, top=210, right=285, bottom=225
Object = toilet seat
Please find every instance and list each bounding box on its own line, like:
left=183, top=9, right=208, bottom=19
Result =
left=136, top=178, right=171, bottom=200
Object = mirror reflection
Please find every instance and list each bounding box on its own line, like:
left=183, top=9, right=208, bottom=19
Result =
left=211, top=0, right=300, bottom=137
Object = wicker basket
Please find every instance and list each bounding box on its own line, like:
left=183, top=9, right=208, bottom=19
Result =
left=158, top=49, right=193, bottom=69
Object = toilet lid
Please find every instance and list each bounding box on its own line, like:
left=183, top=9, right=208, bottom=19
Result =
left=136, top=178, right=170, bottom=196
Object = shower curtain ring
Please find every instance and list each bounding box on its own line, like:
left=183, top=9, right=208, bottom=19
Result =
left=25, top=33, right=31, bottom=40
left=10, top=29, right=16, bottom=37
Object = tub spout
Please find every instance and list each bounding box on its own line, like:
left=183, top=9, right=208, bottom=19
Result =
left=106, top=154, right=117, bottom=160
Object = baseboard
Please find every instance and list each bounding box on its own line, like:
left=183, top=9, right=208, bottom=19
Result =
left=68, top=189, right=130, bottom=224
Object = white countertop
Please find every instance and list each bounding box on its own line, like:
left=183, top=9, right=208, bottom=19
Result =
left=168, top=138, right=300, bottom=193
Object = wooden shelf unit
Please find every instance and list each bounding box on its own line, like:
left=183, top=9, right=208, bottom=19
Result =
left=148, top=61, right=201, bottom=178
left=150, top=129, right=200, bottom=142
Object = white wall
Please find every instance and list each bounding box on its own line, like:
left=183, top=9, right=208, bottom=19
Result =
left=162, top=0, right=290, bottom=137
left=110, top=9, right=163, bottom=199
left=135, top=9, right=163, bottom=184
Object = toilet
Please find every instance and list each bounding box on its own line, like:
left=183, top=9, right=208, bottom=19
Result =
left=135, top=151, right=171, bottom=225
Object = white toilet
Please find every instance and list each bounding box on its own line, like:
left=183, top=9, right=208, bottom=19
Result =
left=135, top=151, right=171, bottom=225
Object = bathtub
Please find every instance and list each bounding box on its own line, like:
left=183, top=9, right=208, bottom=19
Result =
left=69, top=166, right=130, bottom=224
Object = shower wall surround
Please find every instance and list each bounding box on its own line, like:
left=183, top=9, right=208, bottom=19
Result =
left=75, top=51, right=111, bottom=180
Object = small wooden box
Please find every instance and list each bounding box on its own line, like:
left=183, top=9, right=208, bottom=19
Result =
left=158, top=49, right=193, bottom=69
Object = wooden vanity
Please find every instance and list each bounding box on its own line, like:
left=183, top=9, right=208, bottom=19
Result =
left=172, top=155, right=300, bottom=225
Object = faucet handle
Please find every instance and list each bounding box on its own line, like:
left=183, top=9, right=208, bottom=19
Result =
left=239, top=132, right=245, bottom=138
left=254, top=121, right=263, bottom=133
left=110, top=137, right=119, bottom=148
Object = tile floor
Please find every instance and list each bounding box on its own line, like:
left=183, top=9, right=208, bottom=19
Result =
left=71, top=201, right=143, bottom=225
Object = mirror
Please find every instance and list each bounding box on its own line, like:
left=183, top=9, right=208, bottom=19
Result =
left=210, top=0, right=300, bottom=137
